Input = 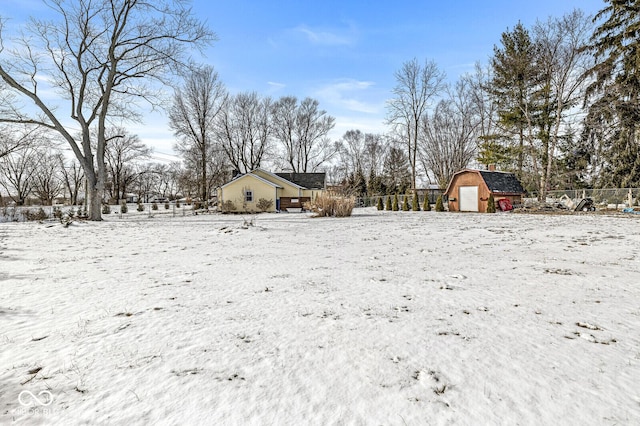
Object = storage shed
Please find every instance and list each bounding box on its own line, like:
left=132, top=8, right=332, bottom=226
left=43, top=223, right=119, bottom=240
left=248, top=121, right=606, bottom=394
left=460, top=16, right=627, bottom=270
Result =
left=444, top=169, right=525, bottom=212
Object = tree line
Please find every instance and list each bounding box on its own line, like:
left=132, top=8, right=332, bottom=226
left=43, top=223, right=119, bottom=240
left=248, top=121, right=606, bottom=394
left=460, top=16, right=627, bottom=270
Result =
left=1, top=1, right=639, bottom=219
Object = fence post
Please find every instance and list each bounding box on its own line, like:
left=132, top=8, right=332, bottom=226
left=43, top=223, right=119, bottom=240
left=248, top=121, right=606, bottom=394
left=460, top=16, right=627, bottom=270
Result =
left=628, top=189, right=633, bottom=207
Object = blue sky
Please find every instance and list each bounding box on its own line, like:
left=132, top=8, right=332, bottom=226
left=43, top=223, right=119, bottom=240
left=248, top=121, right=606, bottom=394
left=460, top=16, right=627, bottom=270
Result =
left=2, top=0, right=606, bottom=162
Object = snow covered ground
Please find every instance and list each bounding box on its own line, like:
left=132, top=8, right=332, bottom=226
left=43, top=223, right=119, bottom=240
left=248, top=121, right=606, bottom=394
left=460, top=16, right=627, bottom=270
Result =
left=1, top=208, right=639, bottom=425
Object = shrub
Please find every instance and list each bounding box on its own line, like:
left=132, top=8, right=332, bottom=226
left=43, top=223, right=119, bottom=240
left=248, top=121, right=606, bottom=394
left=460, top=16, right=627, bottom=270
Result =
left=164, top=202, right=170, bottom=209
left=487, top=194, right=496, bottom=213
left=392, top=194, right=399, bottom=211
left=221, top=200, right=236, bottom=213
left=412, top=193, right=420, bottom=211
left=376, top=197, right=383, bottom=211
left=120, top=202, right=128, bottom=213
left=423, top=195, right=431, bottom=211
left=25, top=207, right=48, bottom=221
left=176, top=200, right=181, bottom=208
left=193, top=201, right=202, bottom=210
left=102, top=204, right=111, bottom=214
left=68, top=207, right=76, bottom=217
left=435, top=195, right=445, bottom=212
left=53, top=207, right=63, bottom=219
left=152, top=202, right=158, bottom=211
left=402, top=195, right=410, bottom=211
left=385, top=196, right=392, bottom=211
left=304, top=192, right=354, bottom=217
left=137, top=202, right=144, bottom=212
left=256, top=198, right=274, bottom=212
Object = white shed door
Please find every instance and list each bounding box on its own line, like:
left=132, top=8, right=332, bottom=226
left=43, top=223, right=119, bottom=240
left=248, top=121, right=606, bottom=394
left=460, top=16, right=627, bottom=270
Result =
left=459, top=186, right=479, bottom=212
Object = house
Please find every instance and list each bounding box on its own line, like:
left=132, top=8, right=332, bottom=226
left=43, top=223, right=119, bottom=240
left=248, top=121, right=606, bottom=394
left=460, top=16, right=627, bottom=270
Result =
left=445, top=168, right=525, bottom=212
left=217, top=169, right=326, bottom=213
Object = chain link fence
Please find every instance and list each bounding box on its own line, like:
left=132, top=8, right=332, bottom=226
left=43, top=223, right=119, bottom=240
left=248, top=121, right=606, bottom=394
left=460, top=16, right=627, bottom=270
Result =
left=530, top=188, right=640, bottom=209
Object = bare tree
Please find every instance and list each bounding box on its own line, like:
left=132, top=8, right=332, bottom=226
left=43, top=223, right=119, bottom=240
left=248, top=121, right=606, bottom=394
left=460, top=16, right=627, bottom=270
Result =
left=0, top=125, right=38, bottom=159
left=170, top=64, right=226, bottom=202
left=272, top=96, right=336, bottom=172
left=32, top=149, right=64, bottom=205
left=104, top=128, right=151, bottom=203
left=533, top=10, right=592, bottom=199
left=419, top=80, right=480, bottom=189
left=58, top=155, right=84, bottom=205
left=217, top=92, right=272, bottom=173
left=0, top=0, right=213, bottom=220
left=0, top=146, right=38, bottom=205
left=386, top=58, right=446, bottom=190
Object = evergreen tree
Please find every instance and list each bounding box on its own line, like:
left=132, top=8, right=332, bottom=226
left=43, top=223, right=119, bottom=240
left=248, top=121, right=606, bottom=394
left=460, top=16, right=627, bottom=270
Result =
left=385, top=196, right=392, bottom=211
left=487, top=194, right=496, bottom=213
left=376, top=197, right=384, bottom=210
left=435, top=195, right=445, bottom=212
left=412, top=192, right=420, bottom=211
left=402, top=195, right=410, bottom=211
left=392, top=194, right=399, bottom=211
left=423, top=194, right=431, bottom=211
left=585, top=0, right=640, bottom=187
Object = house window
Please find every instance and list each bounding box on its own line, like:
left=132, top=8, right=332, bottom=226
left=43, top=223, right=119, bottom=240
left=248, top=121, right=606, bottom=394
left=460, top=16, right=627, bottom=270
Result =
left=245, top=190, right=253, bottom=202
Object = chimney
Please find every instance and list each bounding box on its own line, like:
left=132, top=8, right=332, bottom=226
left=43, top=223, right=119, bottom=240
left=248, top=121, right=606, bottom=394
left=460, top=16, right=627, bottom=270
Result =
left=488, top=164, right=496, bottom=172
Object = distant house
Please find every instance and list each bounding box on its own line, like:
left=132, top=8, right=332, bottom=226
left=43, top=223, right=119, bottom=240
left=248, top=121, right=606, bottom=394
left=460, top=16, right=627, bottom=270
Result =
left=445, top=168, right=525, bottom=212
left=217, top=169, right=326, bottom=213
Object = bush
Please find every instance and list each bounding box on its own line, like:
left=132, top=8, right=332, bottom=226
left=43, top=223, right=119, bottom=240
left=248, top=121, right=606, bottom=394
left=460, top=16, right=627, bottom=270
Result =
left=137, top=202, right=144, bottom=212
left=304, top=192, right=354, bottom=217
left=221, top=200, right=236, bottom=213
left=412, top=193, right=420, bottom=211
left=152, top=202, right=158, bottom=210
left=376, top=197, right=384, bottom=211
left=102, top=204, right=111, bottom=214
left=385, top=196, right=392, bottom=211
left=392, top=194, right=399, bottom=211
left=120, top=202, right=128, bottom=213
left=164, top=202, right=170, bottom=209
left=402, top=195, right=410, bottom=211
left=53, top=207, right=63, bottom=219
left=487, top=194, right=496, bottom=213
left=176, top=200, right=181, bottom=208
left=256, top=198, right=274, bottom=212
left=25, top=207, right=48, bottom=221
left=423, top=195, right=431, bottom=211
left=435, top=195, right=445, bottom=212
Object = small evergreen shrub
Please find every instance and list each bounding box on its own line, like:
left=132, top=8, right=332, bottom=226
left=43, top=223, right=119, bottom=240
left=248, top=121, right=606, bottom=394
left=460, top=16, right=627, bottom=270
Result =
left=412, top=193, right=420, bottom=211
left=120, top=202, right=128, bottom=213
left=423, top=195, right=431, bottom=211
left=137, top=202, right=144, bottom=212
left=376, top=197, right=384, bottom=210
left=402, top=195, right=410, bottom=211
left=164, top=202, right=170, bottom=209
left=392, top=194, right=399, bottom=211
left=256, top=198, right=274, bottom=212
left=435, top=195, right=445, bottom=212
left=152, top=202, right=158, bottom=210
left=176, top=200, right=181, bottom=208
left=102, top=204, right=111, bottom=214
left=487, top=194, right=496, bottom=213
left=385, top=196, right=392, bottom=211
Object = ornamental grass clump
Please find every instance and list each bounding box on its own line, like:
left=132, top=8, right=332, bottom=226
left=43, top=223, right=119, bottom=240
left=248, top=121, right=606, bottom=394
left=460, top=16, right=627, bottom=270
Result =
left=304, top=192, right=355, bottom=217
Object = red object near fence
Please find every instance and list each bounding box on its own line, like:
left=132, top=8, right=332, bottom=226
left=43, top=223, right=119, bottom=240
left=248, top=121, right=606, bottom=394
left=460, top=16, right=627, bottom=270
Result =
left=498, top=198, right=513, bottom=211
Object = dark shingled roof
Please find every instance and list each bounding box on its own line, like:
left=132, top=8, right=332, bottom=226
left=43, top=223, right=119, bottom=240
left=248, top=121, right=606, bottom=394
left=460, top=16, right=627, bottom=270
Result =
left=479, top=171, right=525, bottom=194
left=275, top=172, right=326, bottom=189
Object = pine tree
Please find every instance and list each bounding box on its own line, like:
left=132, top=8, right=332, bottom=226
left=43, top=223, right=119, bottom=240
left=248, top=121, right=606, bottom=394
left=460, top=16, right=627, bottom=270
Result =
left=385, top=196, right=392, bottom=211
left=392, top=194, right=399, bottom=211
left=487, top=194, right=497, bottom=213
left=412, top=192, right=420, bottom=211
left=376, top=197, right=383, bottom=210
left=423, top=194, right=431, bottom=211
left=435, top=195, right=445, bottom=212
left=402, top=195, right=410, bottom=211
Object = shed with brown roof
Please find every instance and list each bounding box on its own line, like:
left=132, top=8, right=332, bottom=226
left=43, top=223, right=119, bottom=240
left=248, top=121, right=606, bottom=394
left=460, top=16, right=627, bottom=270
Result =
left=444, top=169, right=525, bottom=212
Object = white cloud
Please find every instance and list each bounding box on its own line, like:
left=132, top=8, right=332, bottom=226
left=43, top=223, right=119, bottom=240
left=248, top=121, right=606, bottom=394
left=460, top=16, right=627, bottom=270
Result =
left=293, top=25, right=355, bottom=46
left=315, top=79, right=381, bottom=114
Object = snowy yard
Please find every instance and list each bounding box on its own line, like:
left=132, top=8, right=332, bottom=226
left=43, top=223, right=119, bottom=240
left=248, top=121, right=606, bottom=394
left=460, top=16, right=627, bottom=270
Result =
left=1, top=209, right=639, bottom=425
